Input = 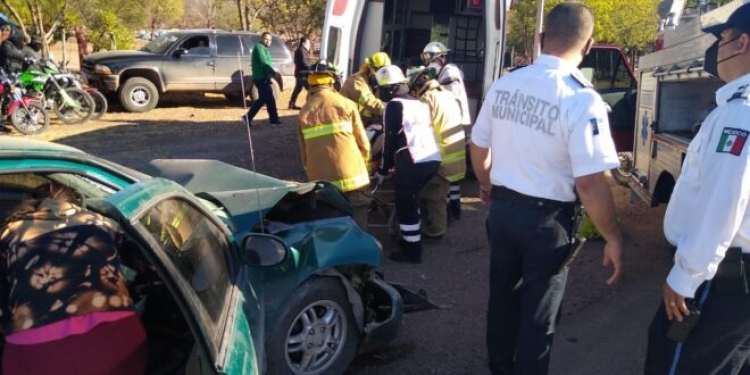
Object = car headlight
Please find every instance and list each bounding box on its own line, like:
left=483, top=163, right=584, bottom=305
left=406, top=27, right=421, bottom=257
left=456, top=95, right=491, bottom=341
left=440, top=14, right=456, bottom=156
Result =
left=94, top=64, right=112, bottom=75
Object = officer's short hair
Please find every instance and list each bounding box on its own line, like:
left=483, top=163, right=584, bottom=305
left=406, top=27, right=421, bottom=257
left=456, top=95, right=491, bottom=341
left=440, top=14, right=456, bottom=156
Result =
left=544, top=3, right=594, bottom=52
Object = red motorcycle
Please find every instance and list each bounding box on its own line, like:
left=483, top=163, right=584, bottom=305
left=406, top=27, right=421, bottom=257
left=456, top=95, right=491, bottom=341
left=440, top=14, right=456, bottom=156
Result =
left=0, top=72, right=49, bottom=135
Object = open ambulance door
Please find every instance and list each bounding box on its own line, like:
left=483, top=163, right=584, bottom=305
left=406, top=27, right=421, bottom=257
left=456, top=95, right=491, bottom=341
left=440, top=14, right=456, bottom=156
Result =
left=482, top=0, right=509, bottom=97
left=321, top=0, right=365, bottom=77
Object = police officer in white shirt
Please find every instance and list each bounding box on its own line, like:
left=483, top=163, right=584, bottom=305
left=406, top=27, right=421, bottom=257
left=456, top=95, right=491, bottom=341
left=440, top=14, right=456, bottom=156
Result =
left=645, top=4, right=750, bottom=374
left=374, top=65, right=441, bottom=263
left=469, top=4, right=624, bottom=374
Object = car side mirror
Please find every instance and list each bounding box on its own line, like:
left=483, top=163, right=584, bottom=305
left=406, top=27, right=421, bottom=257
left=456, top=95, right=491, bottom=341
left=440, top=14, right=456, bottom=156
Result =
left=174, top=48, right=188, bottom=58
left=242, top=234, right=287, bottom=267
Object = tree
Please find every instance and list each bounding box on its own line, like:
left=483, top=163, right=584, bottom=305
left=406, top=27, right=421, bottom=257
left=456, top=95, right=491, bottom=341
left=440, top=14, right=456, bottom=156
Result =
left=257, top=0, right=325, bottom=42
left=0, top=0, right=69, bottom=58
left=69, top=0, right=144, bottom=51
left=146, top=0, right=183, bottom=33
left=507, top=0, right=661, bottom=61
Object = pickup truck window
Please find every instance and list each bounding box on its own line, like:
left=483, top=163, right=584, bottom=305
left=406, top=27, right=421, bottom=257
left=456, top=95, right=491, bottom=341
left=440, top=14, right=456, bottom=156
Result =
left=217, top=35, right=243, bottom=56
left=141, top=33, right=180, bottom=54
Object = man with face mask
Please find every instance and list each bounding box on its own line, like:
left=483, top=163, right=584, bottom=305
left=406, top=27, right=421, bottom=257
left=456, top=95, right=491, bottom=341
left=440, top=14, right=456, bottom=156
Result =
left=421, top=41, right=470, bottom=224
left=644, top=3, right=750, bottom=374
left=470, top=3, right=624, bottom=374
left=373, top=65, right=441, bottom=263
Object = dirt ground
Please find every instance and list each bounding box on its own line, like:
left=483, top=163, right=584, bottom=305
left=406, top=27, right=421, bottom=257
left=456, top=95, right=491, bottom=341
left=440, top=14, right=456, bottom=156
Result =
left=24, top=90, right=674, bottom=374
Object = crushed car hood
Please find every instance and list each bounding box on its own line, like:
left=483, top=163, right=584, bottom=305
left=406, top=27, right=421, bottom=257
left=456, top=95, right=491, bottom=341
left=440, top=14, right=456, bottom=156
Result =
left=144, top=159, right=317, bottom=230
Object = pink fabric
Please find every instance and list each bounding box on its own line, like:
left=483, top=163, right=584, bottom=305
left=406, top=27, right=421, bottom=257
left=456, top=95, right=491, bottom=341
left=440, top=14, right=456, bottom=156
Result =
left=5, top=311, right=136, bottom=345
left=3, top=314, right=147, bottom=375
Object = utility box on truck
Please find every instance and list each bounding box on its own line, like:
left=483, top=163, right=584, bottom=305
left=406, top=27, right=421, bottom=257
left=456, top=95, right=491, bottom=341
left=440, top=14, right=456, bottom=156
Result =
left=629, top=0, right=745, bottom=206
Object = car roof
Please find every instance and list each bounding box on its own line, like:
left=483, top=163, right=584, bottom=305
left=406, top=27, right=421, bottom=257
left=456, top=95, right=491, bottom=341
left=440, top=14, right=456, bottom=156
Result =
left=0, top=136, right=83, bottom=155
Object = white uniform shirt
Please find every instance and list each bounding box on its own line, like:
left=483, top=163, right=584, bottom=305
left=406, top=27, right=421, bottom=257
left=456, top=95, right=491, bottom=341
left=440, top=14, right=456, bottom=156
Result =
left=471, top=54, right=619, bottom=202
left=435, top=63, right=472, bottom=126
left=664, top=72, right=750, bottom=298
left=389, top=97, right=442, bottom=163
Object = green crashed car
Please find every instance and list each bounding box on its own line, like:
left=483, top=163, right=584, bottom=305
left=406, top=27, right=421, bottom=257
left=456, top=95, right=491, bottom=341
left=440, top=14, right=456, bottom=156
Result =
left=0, top=137, right=403, bottom=374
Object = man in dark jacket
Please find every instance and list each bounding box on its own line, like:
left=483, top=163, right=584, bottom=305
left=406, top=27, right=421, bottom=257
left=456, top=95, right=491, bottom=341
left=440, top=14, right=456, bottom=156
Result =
left=289, top=37, right=311, bottom=110
left=0, top=25, right=28, bottom=73
left=242, top=31, right=281, bottom=128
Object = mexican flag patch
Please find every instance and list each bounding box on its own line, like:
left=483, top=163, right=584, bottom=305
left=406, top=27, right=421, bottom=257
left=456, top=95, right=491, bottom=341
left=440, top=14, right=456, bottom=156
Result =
left=716, top=127, right=749, bottom=156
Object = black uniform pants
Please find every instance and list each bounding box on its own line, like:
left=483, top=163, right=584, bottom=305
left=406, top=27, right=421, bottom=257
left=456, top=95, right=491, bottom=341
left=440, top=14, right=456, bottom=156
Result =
left=645, top=249, right=750, bottom=375
left=394, top=151, right=440, bottom=246
left=245, top=78, right=279, bottom=124
left=289, top=76, right=308, bottom=106
left=486, top=186, right=575, bottom=375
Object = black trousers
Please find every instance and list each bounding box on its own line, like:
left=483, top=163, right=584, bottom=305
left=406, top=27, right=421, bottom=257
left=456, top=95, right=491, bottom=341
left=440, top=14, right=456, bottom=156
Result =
left=289, top=76, right=308, bottom=106
left=245, top=78, right=279, bottom=124
left=394, top=151, right=440, bottom=246
left=645, top=251, right=750, bottom=375
left=486, top=187, right=575, bottom=375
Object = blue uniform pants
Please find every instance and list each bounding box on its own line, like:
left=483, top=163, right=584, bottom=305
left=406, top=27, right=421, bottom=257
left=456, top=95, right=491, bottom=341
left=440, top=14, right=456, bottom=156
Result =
left=245, top=78, right=279, bottom=124
left=486, top=187, right=575, bottom=375
left=645, top=255, right=750, bottom=375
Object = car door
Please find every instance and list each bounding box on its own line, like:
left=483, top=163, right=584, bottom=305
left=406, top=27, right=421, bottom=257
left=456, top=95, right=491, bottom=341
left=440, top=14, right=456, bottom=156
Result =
left=106, top=178, right=260, bottom=374
left=161, top=34, right=217, bottom=91
left=214, top=34, right=251, bottom=94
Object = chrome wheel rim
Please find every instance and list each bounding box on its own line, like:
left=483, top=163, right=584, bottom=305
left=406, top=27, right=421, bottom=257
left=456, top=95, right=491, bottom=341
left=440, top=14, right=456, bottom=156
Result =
left=285, top=300, right=347, bottom=375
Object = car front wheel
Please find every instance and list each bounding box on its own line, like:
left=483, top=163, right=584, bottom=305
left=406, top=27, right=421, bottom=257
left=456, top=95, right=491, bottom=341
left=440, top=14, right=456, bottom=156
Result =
left=266, top=277, right=359, bottom=375
left=119, top=77, right=159, bottom=113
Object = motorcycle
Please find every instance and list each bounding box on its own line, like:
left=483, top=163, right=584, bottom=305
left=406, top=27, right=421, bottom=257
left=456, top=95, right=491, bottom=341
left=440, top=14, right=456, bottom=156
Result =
left=0, top=71, right=49, bottom=135
left=19, top=59, right=95, bottom=124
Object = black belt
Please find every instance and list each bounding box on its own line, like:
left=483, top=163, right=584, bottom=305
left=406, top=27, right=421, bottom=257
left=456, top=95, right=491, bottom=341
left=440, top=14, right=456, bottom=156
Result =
left=712, top=247, right=750, bottom=295
left=490, top=185, right=574, bottom=210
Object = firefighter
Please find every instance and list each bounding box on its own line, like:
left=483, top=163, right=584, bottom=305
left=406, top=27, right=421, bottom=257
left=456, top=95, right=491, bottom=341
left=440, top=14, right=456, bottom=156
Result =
left=373, top=65, right=441, bottom=263
left=421, top=41, right=471, bottom=222
left=340, top=51, right=390, bottom=125
left=408, top=66, right=465, bottom=239
left=298, top=59, right=372, bottom=228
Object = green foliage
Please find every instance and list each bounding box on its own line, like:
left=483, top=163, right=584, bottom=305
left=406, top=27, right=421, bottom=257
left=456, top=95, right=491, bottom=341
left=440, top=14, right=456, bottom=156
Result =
left=508, top=0, right=661, bottom=59
left=257, top=0, right=326, bottom=43
left=87, top=10, right=134, bottom=51
left=585, top=0, right=661, bottom=52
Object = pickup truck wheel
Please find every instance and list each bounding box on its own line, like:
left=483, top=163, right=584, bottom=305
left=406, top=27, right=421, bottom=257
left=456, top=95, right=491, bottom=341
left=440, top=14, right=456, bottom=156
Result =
left=119, top=77, right=159, bottom=113
left=611, top=152, right=633, bottom=187
left=250, top=80, right=280, bottom=102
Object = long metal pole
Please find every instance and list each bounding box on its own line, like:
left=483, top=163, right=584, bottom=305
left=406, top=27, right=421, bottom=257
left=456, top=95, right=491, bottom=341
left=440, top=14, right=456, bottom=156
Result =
left=533, top=0, right=544, bottom=61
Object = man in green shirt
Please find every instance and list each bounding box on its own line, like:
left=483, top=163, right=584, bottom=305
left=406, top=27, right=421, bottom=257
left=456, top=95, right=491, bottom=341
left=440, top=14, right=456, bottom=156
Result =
left=243, top=32, right=281, bottom=127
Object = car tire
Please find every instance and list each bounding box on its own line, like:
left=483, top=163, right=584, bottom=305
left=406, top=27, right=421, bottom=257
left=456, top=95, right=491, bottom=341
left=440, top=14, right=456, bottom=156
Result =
left=119, top=77, right=159, bottom=113
left=266, top=277, right=359, bottom=375
left=88, top=89, right=109, bottom=120
left=250, top=79, right=280, bottom=103
left=11, top=102, right=50, bottom=135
